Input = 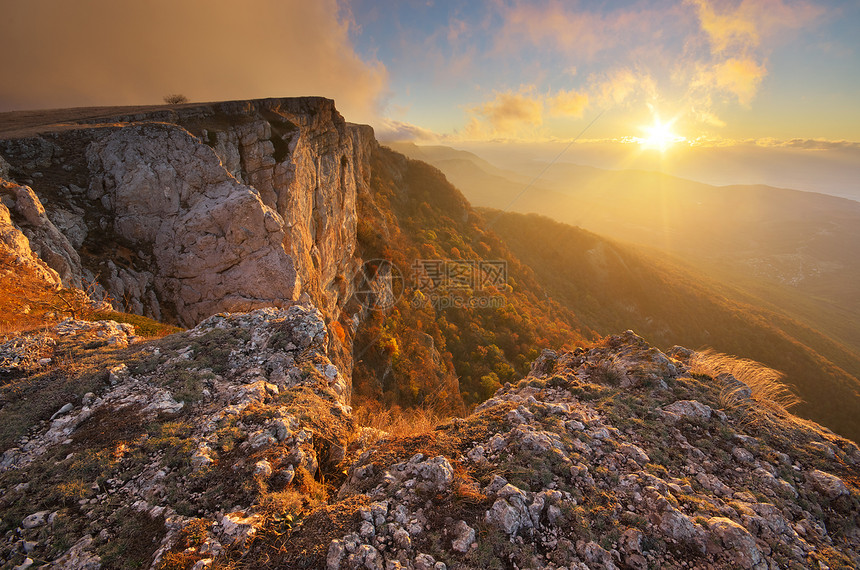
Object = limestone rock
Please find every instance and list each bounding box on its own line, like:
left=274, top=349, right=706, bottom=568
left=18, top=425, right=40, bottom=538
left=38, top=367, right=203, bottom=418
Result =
left=86, top=123, right=299, bottom=326
left=807, top=468, right=849, bottom=499
left=663, top=399, right=715, bottom=422
left=0, top=98, right=373, bottom=381
left=50, top=534, right=102, bottom=569
left=707, top=517, right=766, bottom=569
left=0, top=179, right=81, bottom=286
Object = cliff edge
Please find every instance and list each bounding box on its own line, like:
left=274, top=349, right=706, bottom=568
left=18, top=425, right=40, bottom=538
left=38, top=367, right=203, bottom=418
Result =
left=0, top=97, right=374, bottom=375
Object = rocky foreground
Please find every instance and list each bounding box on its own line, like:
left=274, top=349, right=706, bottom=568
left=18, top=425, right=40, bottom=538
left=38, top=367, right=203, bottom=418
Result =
left=1, top=308, right=858, bottom=569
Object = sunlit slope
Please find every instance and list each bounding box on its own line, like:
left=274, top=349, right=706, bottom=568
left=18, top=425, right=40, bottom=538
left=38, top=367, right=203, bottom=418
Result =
left=486, top=210, right=860, bottom=443
left=391, top=143, right=860, bottom=356
left=351, top=147, right=593, bottom=413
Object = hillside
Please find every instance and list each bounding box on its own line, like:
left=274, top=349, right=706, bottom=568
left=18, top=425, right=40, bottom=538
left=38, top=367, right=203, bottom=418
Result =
left=349, top=147, right=591, bottom=414
left=485, top=211, right=860, bottom=443
left=390, top=143, right=860, bottom=359
left=1, top=309, right=858, bottom=569
left=1, top=99, right=859, bottom=568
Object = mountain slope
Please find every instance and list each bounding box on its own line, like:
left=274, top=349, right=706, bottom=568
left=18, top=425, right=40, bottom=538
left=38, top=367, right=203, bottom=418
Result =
left=486, top=210, right=860, bottom=442
left=392, top=143, right=860, bottom=358
left=349, top=147, right=592, bottom=413
left=2, top=312, right=858, bottom=569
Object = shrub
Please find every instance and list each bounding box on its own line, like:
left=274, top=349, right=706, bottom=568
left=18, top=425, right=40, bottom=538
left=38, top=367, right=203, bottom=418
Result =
left=163, top=94, right=189, bottom=105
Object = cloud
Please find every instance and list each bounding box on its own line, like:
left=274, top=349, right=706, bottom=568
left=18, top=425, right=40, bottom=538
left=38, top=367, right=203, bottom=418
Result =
left=754, top=138, right=860, bottom=150
left=687, top=0, right=823, bottom=53
left=713, top=57, right=766, bottom=105
left=375, top=119, right=443, bottom=143
left=465, top=87, right=545, bottom=139
left=686, top=0, right=760, bottom=53
left=548, top=89, right=589, bottom=118
left=462, top=84, right=594, bottom=140
left=590, top=69, right=657, bottom=107
left=684, top=0, right=823, bottom=108
left=495, top=0, right=657, bottom=60
left=692, top=108, right=727, bottom=128
left=496, top=0, right=609, bottom=58
left=0, top=0, right=388, bottom=123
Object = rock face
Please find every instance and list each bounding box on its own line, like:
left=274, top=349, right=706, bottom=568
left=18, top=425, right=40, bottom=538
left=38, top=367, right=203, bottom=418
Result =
left=0, top=178, right=77, bottom=288
left=1, top=97, right=375, bottom=374
left=86, top=122, right=299, bottom=324
left=0, top=319, right=858, bottom=569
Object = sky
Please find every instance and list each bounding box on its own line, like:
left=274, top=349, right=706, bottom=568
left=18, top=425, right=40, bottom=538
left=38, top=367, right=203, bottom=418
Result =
left=1, top=0, right=859, bottom=195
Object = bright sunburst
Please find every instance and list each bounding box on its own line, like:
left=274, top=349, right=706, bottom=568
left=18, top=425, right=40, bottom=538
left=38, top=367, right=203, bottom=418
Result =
left=636, top=116, right=686, bottom=152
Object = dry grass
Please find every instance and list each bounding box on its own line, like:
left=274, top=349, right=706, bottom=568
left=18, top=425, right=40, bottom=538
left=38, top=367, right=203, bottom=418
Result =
left=0, top=249, right=60, bottom=335
left=353, top=402, right=444, bottom=439
left=691, top=349, right=801, bottom=427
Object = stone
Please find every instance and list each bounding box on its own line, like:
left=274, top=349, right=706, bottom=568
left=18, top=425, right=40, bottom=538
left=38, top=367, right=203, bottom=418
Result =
left=663, top=400, right=714, bottom=422
left=486, top=498, right=524, bottom=535
left=326, top=539, right=346, bottom=570
left=0, top=179, right=81, bottom=287
left=254, top=460, right=273, bottom=477
left=707, top=517, right=766, bottom=569
left=218, top=511, right=262, bottom=545
left=86, top=123, right=300, bottom=326
left=21, top=510, right=49, bottom=529
left=50, top=534, right=102, bottom=569
left=451, top=520, right=475, bottom=553
left=50, top=403, right=74, bottom=420
left=620, top=443, right=650, bottom=465
left=808, top=469, right=849, bottom=499
left=732, top=447, right=755, bottom=463
left=393, top=527, right=411, bottom=549
left=659, top=508, right=704, bottom=547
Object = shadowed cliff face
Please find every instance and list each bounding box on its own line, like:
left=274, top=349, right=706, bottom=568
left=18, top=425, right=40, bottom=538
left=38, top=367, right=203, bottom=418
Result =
left=0, top=97, right=375, bottom=376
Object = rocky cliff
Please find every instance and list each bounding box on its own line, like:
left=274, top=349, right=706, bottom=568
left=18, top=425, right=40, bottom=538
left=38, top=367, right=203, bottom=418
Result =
left=0, top=312, right=857, bottom=569
left=2, top=99, right=859, bottom=570
left=0, top=98, right=374, bottom=374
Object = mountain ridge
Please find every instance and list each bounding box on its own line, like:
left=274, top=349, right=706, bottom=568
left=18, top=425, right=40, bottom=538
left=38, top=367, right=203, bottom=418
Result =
left=0, top=98, right=858, bottom=568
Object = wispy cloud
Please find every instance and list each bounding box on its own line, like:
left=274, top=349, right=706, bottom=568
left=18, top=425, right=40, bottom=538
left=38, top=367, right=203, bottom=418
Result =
left=692, top=57, right=766, bottom=106
left=590, top=69, right=658, bottom=107
left=494, top=0, right=655, bottom=60
left=754, top=138, right=860, bottom=150
left=376, top=118, right=443, bottom=142
left=685, top=0, right=823, bottom=107
left=547, top=89, right=589, bottom=118
left=464, top=86, right=545, bottom=139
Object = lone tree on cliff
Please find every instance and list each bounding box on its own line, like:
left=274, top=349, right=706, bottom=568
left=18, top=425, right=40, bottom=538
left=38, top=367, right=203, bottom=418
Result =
left=163, top=94, right=189, bottom=105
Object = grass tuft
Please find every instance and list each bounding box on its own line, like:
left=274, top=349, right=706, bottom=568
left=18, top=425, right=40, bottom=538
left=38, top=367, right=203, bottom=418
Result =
left=690, top=349, right=801, bottom=428
left=353, top=402, right=444, bottom=441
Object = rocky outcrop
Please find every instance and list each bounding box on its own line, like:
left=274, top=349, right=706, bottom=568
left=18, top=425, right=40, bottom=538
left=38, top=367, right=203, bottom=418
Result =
left=86, top=122, right=299, bottom=324
left=1, top=97, right=376, bottom=375
left=0, top=306, right=355, bottom=568
left=2, top=320, right=857, bottom=569
left=324, top=331, right=860, bottom=570
left=0, top=177, right=79, bottom=288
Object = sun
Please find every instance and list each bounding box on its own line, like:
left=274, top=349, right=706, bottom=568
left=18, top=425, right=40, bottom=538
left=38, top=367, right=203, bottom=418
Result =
left=636, top=116, right=686, bottom=152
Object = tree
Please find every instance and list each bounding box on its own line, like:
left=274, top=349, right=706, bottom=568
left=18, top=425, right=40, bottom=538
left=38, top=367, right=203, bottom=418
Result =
left=163, top=94, right=189, bottom=105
